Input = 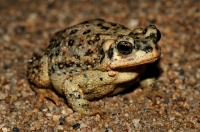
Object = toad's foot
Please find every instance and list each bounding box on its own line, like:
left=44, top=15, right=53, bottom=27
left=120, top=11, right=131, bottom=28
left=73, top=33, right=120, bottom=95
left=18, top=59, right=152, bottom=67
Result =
left=32, top=87, right=61, bottom=106
left=138, top=78, right=164, bottom=105
left=63, top=81, right=106, bottom=115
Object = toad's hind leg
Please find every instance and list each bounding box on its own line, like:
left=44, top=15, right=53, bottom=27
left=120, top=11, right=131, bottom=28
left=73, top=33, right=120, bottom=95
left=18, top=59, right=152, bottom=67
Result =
left=32, top=86, right=61, bottom=106
left=63, top=80, right=106, bottom=115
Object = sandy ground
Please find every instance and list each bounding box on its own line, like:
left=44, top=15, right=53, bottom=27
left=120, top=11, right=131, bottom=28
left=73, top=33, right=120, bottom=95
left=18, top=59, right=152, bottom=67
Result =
left=0, top=0, right=200, bottom=131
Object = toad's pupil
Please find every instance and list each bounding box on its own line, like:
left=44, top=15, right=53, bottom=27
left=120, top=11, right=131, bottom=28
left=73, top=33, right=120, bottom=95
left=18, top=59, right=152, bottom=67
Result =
left=117, top=41, right=132, bottom=55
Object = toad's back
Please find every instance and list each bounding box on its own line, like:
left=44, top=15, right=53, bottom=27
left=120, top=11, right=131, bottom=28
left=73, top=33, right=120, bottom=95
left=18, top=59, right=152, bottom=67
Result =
left=44, top=19, right=133, bottom=75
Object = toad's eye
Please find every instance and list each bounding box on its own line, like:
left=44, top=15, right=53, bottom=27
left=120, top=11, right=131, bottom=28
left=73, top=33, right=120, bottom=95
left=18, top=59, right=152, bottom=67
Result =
left=117, top=41, right=133, bottom=55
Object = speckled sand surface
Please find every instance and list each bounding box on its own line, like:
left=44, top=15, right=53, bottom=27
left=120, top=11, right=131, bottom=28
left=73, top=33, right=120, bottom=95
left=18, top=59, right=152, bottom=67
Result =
left=0, top=0, right=200, bottom=131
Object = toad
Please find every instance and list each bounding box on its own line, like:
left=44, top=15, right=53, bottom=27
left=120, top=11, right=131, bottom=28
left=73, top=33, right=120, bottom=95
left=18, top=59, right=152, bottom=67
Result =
left=27, top=19, right=162, bottom=115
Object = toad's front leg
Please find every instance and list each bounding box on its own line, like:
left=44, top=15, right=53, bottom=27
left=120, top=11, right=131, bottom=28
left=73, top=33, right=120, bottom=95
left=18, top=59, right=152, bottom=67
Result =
left=138, top=78, right=164, bottom=105
left=63, top=80, right=106, bottom=115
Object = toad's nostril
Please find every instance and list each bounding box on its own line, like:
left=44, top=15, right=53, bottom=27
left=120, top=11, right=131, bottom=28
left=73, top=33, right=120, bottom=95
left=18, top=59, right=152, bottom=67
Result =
left=143, top=46, right=153, bottom=53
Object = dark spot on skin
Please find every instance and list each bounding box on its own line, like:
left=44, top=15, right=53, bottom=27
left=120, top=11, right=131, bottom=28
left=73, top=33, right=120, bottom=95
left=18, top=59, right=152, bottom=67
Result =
left=121, top=26, right=128, bottom=30
left=100, top=49, right=105, bottom=63
left=94, top=57, right=99, bottom=61
left=101, top=26, right=109, bottom=30
left=51, top=66, right=55, bottom=73
left=107, top=48, right=113, bottom=59
left=87, top=40, right=94, bottom=45
left=84, top=49, right=93, bottom=56
left=128, top=32, right=134, bottom=36
left=30, top=69, right=35, bottom=74
left=143, top=46, right=153, bottom=53
left=111, top=23, right=117, bottom=26
left=150, top=33, right=155, bottom=37
left=113, top=27, right=119, bottom=31
left=55, top=49, right=60, bottom=56
left=99, top=78, right=103, bottom=81
left=118, top=35, right=124, bottom=39
left=125, top=37, right=130, bottom=41
left=133, top=33, right=140, bottom=37
left=72, top=123, right=80, bottom=130
left=50, top=39, right=60, bottom=47
left=69, top=29, right=78, bottom=35
left=85, top=61, right=94, bottom=68
left=94, top=34, right=100, bottom=42
left=76, top=63, right=81, bottom=67
left=100, top=48, right=105, bottom=56
left=146, top=33, right=157, bottom=42
left=77, top=43, right=82, bottom=47
left=49, top=53, right=54, bottom=60
left=47, top=30, right=65, bottom=49
left=135, top=37, right=140, bottom=40
left=63, top=72, right=66, bottom=74
left=142, top=28, right=147, bottom=34
left=65, top=63, right=70, bottom=68
left=69, top=93, right=81, bottom=99
left=68, top=39, right=75, bottom=46
left=97, top=23, right=109, bottom=30
left=141, top=40, right=148, bottom=45
left=57, top=73, right=62, bottom=76
left=134, top=40, right=141, bottom=50
left=58, top=62, right=64, bottom=69
left=81, top=103, right=89, bottom=108
left=97, top=23, right=103, bottom=27
left=65, top=62, right=74, bottom=67
left=83, top=30, right=91, bottom=35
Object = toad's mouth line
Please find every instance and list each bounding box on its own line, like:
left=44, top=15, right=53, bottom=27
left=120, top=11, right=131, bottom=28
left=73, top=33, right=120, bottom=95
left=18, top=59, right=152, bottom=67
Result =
left=110, top=55, right=160, bottom=69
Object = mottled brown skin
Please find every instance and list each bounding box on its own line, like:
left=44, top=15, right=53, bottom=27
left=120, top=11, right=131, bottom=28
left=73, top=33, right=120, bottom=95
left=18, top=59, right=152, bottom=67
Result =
left=27, top=19, right=162, bottom=115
